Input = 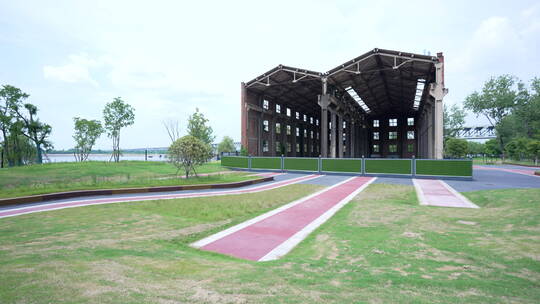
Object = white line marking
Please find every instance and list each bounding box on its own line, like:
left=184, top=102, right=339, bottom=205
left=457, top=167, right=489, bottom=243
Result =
left=412, top=179, right=429, bottom=206
left=259, top=177, right=377, bottom=261
left=439, top=180, right=479, bottom=209
left=191, top=176, right=359, bottom=248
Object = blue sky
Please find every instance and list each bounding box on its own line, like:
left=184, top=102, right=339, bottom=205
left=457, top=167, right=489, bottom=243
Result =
left=1, top=0, right=539, bottom=149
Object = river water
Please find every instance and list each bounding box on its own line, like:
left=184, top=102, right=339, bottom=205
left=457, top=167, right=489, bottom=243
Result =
left=45, top=153, right=169, bottom=163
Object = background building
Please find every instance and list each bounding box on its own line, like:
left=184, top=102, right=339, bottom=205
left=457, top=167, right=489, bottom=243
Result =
left=241, top=48, right=447, bottom=159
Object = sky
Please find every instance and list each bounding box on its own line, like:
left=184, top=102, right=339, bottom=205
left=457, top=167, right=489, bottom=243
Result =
left=1, top=0, right=539, bottom=150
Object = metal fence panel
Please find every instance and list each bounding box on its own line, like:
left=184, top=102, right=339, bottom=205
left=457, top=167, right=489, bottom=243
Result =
left=416, top=159, right=472, bottom=177
left=251, top=157, right=282, bottom=170
left=321, top=159, right=362, bottom=173
left=284, top=157, right=319, bottom=171
left=365, top=159, right=412, bottom=174
left=221, top=156, right=249, bottom=168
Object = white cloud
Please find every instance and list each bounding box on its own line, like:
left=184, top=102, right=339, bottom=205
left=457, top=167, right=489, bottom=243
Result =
left=43, top=53, right=102, bottom=86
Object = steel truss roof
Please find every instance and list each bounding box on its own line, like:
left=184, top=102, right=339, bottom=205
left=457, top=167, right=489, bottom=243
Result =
left=244, top=48, right=440, bottom=118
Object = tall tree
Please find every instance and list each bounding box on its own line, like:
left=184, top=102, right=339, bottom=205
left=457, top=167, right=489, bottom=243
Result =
left=103, top=97, right=135, bottom=162
left=73, top=117, right=104, bottom=162
left=513, top=78, right=540, bottom=139
left=464, top=75, right=520, bottom=154
left=443, top=104, right=466, bottom=139
left=12, top=103, right=52, bottom=164
left=526, top=140, right=540, bottom=165
left=444, top=138, right=468, bottom=158
left=0, top=85, right=28, bottom=167
left=187, top=108, right=214, bottom=145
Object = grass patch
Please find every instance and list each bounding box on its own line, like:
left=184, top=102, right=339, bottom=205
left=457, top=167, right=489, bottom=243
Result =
left=0, top=161, right=233, bottom=198
left=0, top=183, right=539, bottom=303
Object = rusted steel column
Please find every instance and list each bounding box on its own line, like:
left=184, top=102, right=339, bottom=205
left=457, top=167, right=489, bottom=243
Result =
left=240, top=82, right=248, bottom=150
left=330, top=110, right=337, bottom=158
left=338, top=114, right=344, bottom=158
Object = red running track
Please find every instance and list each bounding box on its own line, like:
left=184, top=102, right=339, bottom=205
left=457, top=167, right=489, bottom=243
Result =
left=194, top=176, right=375, bottom=261
left=0, top=174, right=320, bottom=219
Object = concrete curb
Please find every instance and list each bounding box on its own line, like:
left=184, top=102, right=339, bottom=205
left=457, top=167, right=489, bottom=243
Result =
left=502, top=162, right=540, bottom=168
left=0, top=177, right=274, bottom=207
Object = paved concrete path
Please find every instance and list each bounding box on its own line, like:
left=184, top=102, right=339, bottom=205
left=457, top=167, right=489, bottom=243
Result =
left=192, top=176, right=376, bottom=261
left=0, top=174, right=321, bottom=219
left=413, top=179, right=479, bottom=208
left=474, top=165, right=539, bottom=177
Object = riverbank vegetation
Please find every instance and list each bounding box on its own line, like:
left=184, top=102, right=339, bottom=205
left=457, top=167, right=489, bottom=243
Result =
left=0, top=161, right=240, bottom=199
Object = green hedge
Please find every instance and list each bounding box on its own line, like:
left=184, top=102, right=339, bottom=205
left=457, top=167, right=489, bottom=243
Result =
left=221, top=156, right=248, bottom=168
left=251, top=157, right=281, bottom=169
left=416, top=160, right=472, bottom=177
left=365, top=159, right=411, bottom=174
left=322, top=159, right=362, bottom=173
left=284, top=158, right=318, bottom=171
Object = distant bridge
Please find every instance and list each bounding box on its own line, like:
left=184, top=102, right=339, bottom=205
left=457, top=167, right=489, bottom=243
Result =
left=455, top=126, right=496, bottom=140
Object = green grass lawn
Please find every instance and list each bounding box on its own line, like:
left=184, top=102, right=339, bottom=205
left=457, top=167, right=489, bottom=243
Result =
left=0, top=184, right=539, bottom=303
left=0, top=161, right=236, bottom=198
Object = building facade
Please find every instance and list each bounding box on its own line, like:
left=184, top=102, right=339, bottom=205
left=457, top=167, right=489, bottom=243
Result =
left=241, top=48, right=447, bottom=159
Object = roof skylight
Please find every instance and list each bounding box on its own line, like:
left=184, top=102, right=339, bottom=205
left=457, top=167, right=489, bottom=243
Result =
left=413, top=79, right=425, bottom=110
left=345, top=86, right=371, bottom=113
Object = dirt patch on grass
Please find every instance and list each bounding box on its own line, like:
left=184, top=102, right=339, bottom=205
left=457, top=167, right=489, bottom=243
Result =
left=313, top=234, right=340, bottom=260
left=402, top=231, right=423, bottom=239
left=409, top=243, right=470, bottom=264
left=507, top=268, right=540, bottom=283
left=436, top=265, right=463, bottom=272
left=457, top=220, right=477, bottom=225
left=348, top=185, right=416, bottom=227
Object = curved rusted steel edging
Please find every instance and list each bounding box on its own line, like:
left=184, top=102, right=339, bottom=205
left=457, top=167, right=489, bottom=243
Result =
left=0, top=177, right=274, bottom=207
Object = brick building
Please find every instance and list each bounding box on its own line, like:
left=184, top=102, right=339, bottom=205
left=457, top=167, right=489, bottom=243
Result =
left=241, top=48, right=447, bottom=159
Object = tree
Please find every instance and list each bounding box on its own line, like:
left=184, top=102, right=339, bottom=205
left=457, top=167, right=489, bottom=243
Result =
left=240, top=145, right=248, bottom=156
left=526, top=140, right=540, bottom=165
left=464, top=75, right=520, bottom=155
left=187, top=108, right=214, bottom=145
left=0, top=85, right=28, bottom=167
left=73, top=117, right=104, bottom=162
left=13, top=103, right=52, bottom=164
left=217, top=136, right=235, bottom=154
left=512, top=78, right=540, bottom=139
left=103, top=97, right=135, bottom=162
left=504, top=138, right=529, bottom=161
left=484, top=139, right=501, bottom=158
left=168, top=135, right=212, bottom=178
left=163, top=119, right=181, bottom=143
left=444, top=138, right=468, bottom=158
left=467, top=141, right=484, bottom=156
left=443, top=104, right=466, bottom=139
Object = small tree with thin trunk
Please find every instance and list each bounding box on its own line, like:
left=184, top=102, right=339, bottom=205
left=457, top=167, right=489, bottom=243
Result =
left=163, top=119, right=181, bottom=143
left=73, top=117, right=104, bottom=162
left=168, top=135, right=212, bottom=178
left=187, top=108, right=214, bottom=145
left=103, top=97, right=135, bottom=162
